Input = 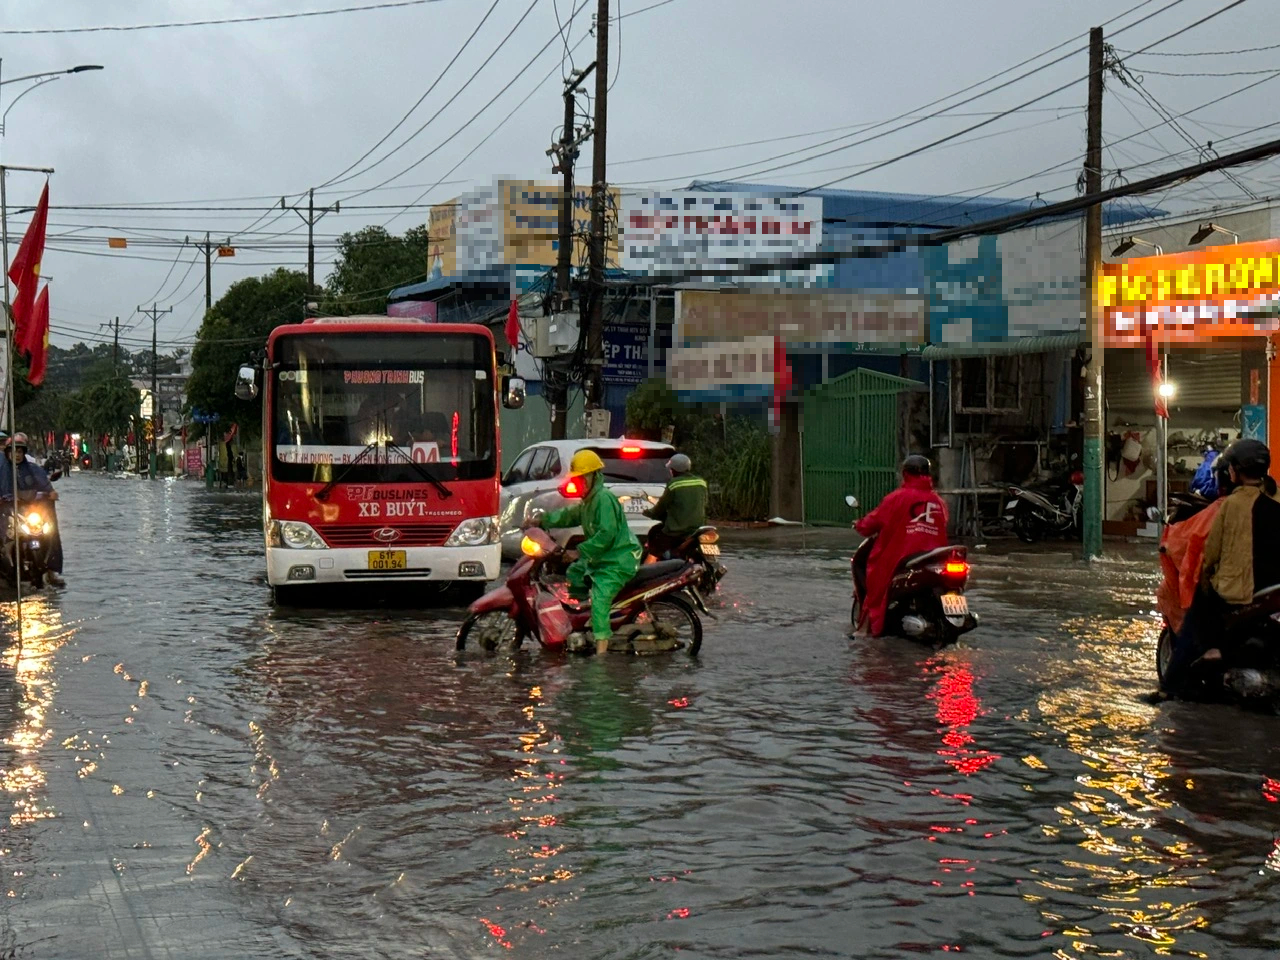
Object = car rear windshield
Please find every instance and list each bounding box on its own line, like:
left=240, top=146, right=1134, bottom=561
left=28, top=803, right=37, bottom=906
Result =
left=590, top=446, right=673, bottom=484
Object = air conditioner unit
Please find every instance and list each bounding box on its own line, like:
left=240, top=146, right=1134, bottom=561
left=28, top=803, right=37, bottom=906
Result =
left=535, top=312, right=580, bottom=357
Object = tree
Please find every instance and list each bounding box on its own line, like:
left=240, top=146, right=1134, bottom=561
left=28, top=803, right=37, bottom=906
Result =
left=321, top=224, right=433, bottom=315
left=186, top=268, right=309, bottom=429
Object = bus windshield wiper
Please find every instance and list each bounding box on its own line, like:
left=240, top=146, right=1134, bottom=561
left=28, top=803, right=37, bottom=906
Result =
left=384, top=441, right=454, bottom=499
left=313, top=441, right=380, bottom=501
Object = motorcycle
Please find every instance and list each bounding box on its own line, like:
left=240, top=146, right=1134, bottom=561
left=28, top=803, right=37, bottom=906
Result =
left=846, top=495, right=978, bottom=644
left=1004, top=465, right=1084, bottom=543
left=456, top=526, right=708, bottom=656
left=645, top=524, right=726, bottom=593
left=0, top=493, right=58, bottom=590
left=1153, top=495, right=1280, bottom=704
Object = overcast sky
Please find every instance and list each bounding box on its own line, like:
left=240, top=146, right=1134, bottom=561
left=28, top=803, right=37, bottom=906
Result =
left=2, top=0, right=1274, bottom=351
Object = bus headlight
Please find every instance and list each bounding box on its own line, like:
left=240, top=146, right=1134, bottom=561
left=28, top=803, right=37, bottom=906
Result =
left=267, top=520, right=328, bottom=549
left=446, top=516, right=498, bottom=547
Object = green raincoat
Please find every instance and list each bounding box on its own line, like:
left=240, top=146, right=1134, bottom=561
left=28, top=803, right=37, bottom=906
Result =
left=542, top=473, right=642, bottom=639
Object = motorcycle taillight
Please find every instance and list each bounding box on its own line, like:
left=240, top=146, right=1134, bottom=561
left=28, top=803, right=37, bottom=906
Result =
left=1071, top=470, right=1084, bottom=486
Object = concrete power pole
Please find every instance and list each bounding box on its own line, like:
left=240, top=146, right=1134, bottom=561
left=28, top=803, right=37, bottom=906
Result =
left=550, top=63, right=595, bottom=440
left=585, top=0, right=610, bottom=428
left=138, top=301, right=172, bottom=480
left=283, top=189, right=339, bottom=307
left=1082, top=26, right=1105, bottom=560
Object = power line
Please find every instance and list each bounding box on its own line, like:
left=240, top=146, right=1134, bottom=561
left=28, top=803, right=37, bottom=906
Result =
left=1116, top=40, right=1280, bottom=56
left=323, top=0, right=543, bottom=189
left=1, top=0, right=446, bottom=35
left=316, top=0, right=506, bottom=189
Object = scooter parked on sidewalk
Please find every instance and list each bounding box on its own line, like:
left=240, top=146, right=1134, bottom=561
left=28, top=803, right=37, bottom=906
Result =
left=846, top=495, right=978, bottom=645
left=456, top=526, right=708, bottom=656
left=1003, top=462, right=1084, bottom=544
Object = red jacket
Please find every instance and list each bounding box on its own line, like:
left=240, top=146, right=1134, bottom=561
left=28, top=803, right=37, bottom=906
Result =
left=854, top=475, right=949, bottom=635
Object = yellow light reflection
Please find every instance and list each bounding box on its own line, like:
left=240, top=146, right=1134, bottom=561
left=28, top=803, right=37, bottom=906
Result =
left=2, top=596, right=73, bottom=827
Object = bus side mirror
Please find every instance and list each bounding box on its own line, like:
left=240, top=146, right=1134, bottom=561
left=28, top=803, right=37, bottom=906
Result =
left=845, top=494, right=858, bottom=508
left=503, top=376, right=526, bottom=410
left=235, top=365, right=259, bottom=401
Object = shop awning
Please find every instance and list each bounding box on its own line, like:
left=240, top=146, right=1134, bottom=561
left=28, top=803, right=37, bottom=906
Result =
left=920, top=332, right=1083, bottom=359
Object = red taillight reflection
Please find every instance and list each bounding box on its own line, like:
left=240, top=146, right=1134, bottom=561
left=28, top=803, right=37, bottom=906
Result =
left=944, top=561, right=969, bottom=576
left=561, top=477, right=584, bottom=498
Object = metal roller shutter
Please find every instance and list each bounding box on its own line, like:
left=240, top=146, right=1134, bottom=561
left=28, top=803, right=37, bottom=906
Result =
left=1106, top=347, right=1241, bottom=411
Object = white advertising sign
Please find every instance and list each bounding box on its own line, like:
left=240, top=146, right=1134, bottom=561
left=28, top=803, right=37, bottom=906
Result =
left=620, top=191, right=823, bottom=273
left=667, top=336, right=775, bottom=396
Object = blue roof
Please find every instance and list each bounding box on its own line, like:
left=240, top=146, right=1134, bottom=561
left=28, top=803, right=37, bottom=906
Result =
left=688, top=180, right=1162, bottom=229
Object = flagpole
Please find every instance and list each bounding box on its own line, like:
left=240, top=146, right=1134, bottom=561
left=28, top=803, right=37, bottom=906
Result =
left=1, top=164, right=53, bottom=665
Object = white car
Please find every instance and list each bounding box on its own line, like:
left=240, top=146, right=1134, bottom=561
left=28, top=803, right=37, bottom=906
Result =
left=498, top=439, right=675, bottom=559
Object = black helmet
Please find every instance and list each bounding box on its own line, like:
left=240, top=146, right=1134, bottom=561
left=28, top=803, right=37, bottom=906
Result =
left=902, top=454, right=932, bottom=477
left=1220, top=438, right=1271, bottom=481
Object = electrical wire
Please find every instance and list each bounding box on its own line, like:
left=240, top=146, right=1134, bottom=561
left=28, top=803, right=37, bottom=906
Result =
left=1, top=0, right=446, bottom=35
left=1116, top=40, right=1280, bottom=56
left=316, top=0, right=506, bottom=189
left=322, top=0, right=542, bottom=189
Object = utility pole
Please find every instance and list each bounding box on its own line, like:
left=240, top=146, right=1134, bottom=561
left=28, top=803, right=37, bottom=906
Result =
left=585, top=0, right=610, bottom=427
left=184, top=232, right=231, bottom=317
left=111, top=315, right=119, bottom=372
left=1082, top=25, right=1105, bottom=560
left=548, top=62, right=595, bottom=440
left=138, top=302, right=171, bottom=480
left=283, top=188, right=339, bottom=307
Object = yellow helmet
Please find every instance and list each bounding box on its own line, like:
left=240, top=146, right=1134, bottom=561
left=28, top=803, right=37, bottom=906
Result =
left=568, top=449, right=605, bottom=477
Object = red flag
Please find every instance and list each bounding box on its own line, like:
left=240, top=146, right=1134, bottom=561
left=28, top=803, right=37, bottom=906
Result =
left=1146, top=332, right=1167, bottom=419
left=773, top=336, right=793, bottom=426
left=25, top=284, right=49, bottom=386
left=223, top=422, right=238, bottom=444
left=504, top=299, right=521, bottom=353
left=8, top=182, right=49, bottom=346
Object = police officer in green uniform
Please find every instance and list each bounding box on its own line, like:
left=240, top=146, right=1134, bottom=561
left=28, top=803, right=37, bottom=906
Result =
left=537, top=449, right=643, bottom=655
left=643, top=453, right=708, bottom=561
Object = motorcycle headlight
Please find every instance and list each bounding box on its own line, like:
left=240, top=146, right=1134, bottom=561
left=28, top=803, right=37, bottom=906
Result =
left=268, top=520, right=327, bottom=550
left=445, top=516, right=499, bottom=547
left=25, top=511, right=41, bottom=528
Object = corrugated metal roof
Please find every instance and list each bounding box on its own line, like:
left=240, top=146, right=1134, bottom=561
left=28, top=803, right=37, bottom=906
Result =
left=921, top=333, right=1083, bottom=359
left=688, top=180, right=1163, bottom=229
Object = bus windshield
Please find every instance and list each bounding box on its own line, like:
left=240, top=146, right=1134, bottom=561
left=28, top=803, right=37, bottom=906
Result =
left=271, top=332, right=496, bottom=484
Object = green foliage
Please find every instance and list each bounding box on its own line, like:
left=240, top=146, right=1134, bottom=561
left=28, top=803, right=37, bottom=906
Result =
left=58, top=365, right=140, bottom=442
left=625, top=377, right=772, bottom=521
left=321, top=224, right=433, bottom=315
left=187, top=268, right=309, bottom=427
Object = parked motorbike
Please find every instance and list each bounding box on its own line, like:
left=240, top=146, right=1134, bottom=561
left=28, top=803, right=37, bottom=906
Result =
left=456, top=526, right=708, bottom=655
left=645, top=524, right=726, bottom=593
left=1153, top=493, right=1280, bottom=704
left=1004, top=465, right=1084, bottom=543
left=0, top=493, right=58, bottom=590
left=846, top=495, right=978, bottom=644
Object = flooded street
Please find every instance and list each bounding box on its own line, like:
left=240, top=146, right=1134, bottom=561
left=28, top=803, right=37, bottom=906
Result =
left=3, top=474, right=1280, bottom=958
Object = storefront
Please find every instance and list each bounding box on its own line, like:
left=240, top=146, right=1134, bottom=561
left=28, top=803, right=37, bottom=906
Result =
left=1098, top=238, right=1280, bottom=531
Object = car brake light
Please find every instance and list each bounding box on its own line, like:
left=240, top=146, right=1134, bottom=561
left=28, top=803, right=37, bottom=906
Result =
left=944, top=561, right=969, bottom=575
left=620, top=445, right=643, bottom=458
left=560, top=477, right=584, bottom=498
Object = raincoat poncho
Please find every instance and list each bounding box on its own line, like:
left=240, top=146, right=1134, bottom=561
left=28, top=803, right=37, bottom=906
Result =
left=542, top=474, right=642, bottom=640
left=854, top=474, right=949, bottom=636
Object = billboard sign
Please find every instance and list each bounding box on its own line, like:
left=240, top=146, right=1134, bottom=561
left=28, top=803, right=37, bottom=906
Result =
left=621, top=191, right=822, bottom=273
left=1098, top=238, right=1280, bottom=345
left=387, top=299, right=438, bottom=320
left=667, top=336, right=776, bottom=400
left=677, top=289, right=924, bottom=346
left=603, top=325, right=650, bottom=385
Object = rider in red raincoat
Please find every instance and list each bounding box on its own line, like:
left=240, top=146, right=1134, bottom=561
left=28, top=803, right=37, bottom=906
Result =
left=854, top=455, right=949, bottom=636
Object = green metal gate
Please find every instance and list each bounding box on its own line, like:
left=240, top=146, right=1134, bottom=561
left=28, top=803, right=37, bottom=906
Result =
left=802, top=368, right=923, bottom=525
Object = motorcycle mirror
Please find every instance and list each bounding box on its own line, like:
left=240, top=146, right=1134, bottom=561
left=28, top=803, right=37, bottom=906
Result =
left=1146, top=506, right=1162, bottom=522
left=844, top=494, right=858, bottom=508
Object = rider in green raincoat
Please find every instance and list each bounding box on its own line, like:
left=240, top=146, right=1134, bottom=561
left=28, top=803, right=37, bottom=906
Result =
left=538, top=449, right=642, bottom=654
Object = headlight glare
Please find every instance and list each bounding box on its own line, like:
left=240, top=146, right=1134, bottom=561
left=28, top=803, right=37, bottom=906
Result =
left=446, top=516, right=498, bottom=547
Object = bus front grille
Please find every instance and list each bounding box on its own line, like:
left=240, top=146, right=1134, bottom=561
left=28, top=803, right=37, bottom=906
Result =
left=317, top=524, right=454, bottom=547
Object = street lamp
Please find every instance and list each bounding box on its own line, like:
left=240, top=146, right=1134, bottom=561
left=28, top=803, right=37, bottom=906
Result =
left=1158, top=381, right=1177, bottom=400
left=1111, top=236, right=1164, bottom=257
left=1189, top=221, right=1239, bottom=245
left=0, top=61, right=104, bottom=136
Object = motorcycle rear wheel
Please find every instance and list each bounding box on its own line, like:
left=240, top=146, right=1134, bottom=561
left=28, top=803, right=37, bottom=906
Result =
left=456, top=611, right=522, bottom=652
left=635, top=596, right=702, bottom=655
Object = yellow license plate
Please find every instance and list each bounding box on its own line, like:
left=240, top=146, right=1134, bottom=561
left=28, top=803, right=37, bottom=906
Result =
left=367, top=550, right=407, bottom=571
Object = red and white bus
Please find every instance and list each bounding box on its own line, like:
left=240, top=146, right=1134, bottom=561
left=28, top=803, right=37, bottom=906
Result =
left=239, top=317, right=522, bottom=601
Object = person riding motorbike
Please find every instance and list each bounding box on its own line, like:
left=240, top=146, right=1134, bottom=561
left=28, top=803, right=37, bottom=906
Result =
left=853, top=454, right=949, bottom=637
left=0, top=432, right=64, bottom=587
left=643, top=453, right=708, bottom=562
left=534, top=449, right=643, bottom=655
left=1161, top=438, right=1280, bottom=695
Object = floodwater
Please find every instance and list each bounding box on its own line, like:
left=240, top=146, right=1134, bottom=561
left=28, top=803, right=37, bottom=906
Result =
left=1, top=474, right=1279, bottom=958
